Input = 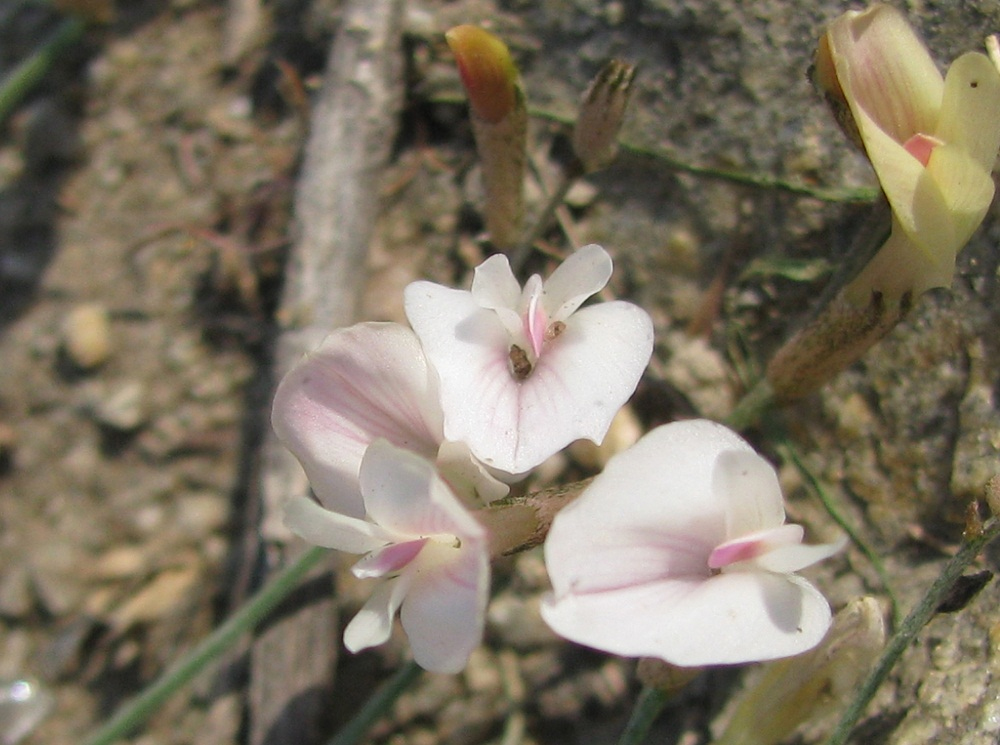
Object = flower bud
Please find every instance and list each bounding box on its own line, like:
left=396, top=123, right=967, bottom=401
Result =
left=572, top=59, right=636, bottom=173
left=446, top=25, right=520, bottom=124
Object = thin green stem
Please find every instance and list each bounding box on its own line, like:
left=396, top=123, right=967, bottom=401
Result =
left=724, top=378, right=776, bottom=432
left=824, top=517, right=1000, bottom=745
left=511, top=160, right=583, bottom=275
left=615, top=139, right=877, bottom=203
left=0, top=15, right=86, bottom=126
left=617, top=685, right=671, bottom=745
left=82, top=546, right=329, bottom=745
left=432, top=93, right=877, bottom=203
left=777, top=440, right=901, bottom=628
left=326, top=661, right=422, bottom=745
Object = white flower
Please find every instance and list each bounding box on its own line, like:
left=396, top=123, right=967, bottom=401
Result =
left=404, top=244, right=653, bottom=476
left=541, top=419, right=844, bottom=666
left=283, top=439, right=490, bottom=673
left=271, top=322, right=506, bottom=519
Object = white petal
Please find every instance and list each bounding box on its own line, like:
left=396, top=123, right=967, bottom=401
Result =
left=271, top=322, right=443, bottom=517
left=435, top=440, right=510, bottom=505
left=283, top=495, right=394, bottom=553
left=712, top=450, right=786, bottom=539
left=360, top=440, right=486, bottom=543
left=399, top=541, right=490, bottom=673
left=753, top=533, right=849, bottom=574
left=542, top=244, right=612, bottom=321
left=406, top=262, right=652, bottom=475
left=343, top=575, right=410, bottom=653
left=541, top=571, right=832, bottom=666
left=470, top=253, right=521, bottom=312
left=545, top=420, right=755, bottom=597
left=482, top=301, right=653, bottom=474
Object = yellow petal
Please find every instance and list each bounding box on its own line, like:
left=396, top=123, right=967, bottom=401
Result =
left=922, top=143, right=995, bottom=251
left=844, top=221, right=954, bottom=303
left=935, top=52, right=1000, bottom=170
left=853, top=109, right=926, bottom=242
left=827, top=4, right=943, bottom=145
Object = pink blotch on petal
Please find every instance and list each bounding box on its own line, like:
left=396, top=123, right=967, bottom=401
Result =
left=523, top=282, right=548, bottom=359
left=708, top=524, right=805, bottom=569
left=903, top=132, right=943, bottom=166
left=353, top=538, right=429, bottom=579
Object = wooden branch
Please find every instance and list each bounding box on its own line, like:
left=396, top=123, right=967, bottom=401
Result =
left=246, top=1, right=405, bottom=743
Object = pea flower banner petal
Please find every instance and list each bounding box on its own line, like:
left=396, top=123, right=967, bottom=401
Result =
left=284, top=440, right=490, bottom=673
left=541, top=419, right=844, bottom=667
left=404, top=245, right=654, bottom=476
left=271, top=322, right=445, bottom=518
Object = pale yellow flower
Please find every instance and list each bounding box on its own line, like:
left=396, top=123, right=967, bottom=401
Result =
left=817, top=4, right=1000, bottom=295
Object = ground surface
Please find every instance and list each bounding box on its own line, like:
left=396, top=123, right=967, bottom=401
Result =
left=1, top=1, right=1000, bottom=744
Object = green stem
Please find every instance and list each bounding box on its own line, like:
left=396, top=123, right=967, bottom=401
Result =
left=617, top=685, right=671, bottom=745
left=82, top=546, right=329, bottom=745
left=430, top=93, right=877, bottom=203
left=0, top=15, right=86, bottom=126
left=724, top=378, right=776, bottom=432
left=326, top=661, right=422, bottom=745
left=617, top=139, right=876, bottom=203
left=824, top=517, right=1000, bottom=745
left=511, top=159, right=583, bottom=275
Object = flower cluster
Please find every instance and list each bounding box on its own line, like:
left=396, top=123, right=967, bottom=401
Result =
left=273, top=245, right=654, bottom=671
left=266, top=5, right=1000, bottom=676
left=272, top=241, right=846, bottom=673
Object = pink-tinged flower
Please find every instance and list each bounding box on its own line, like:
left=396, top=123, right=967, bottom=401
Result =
left=541, top=419, right=845, bottom=666
left=817, top=4, right=1000, bottom=293
left=284, top=440, right=490, bottom=673
left=404, top=245, right=653, bottom=476
left=272, top=322, right=505, bottom=519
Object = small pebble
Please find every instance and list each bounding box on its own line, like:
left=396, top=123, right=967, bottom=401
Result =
left=94, top=381, right=147, bottom=432
left=62, top=303, right=113, bottom=370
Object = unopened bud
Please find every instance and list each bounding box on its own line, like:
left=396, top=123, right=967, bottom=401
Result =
left=446, top=25, right=520, bottom=124
left=572, top=59, right=636, bottom=173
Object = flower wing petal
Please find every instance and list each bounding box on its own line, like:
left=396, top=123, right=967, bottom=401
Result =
left=935, top=52, right=1000, bottom=170
left=712, top=450, right=786, bottom=538
left=360, top=440, right=485, bottom=542
left=754, top=534, right=848, bottom=574
left=283, top=495, right=394, bottom=553
left=399, top=541, right=490, bottom=673
left=470, top=253, right=522, bottom=312
left=343, top=575, right=410, bottom=653
left=545, top=420, right=755, bottom=597
left=542, top=244, right=612, bottom=320
left=271, top=322, right=443, bottom=517
left=541, top=571, right=832, bottom=666
left=920, top=143, right=995, bottom=254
